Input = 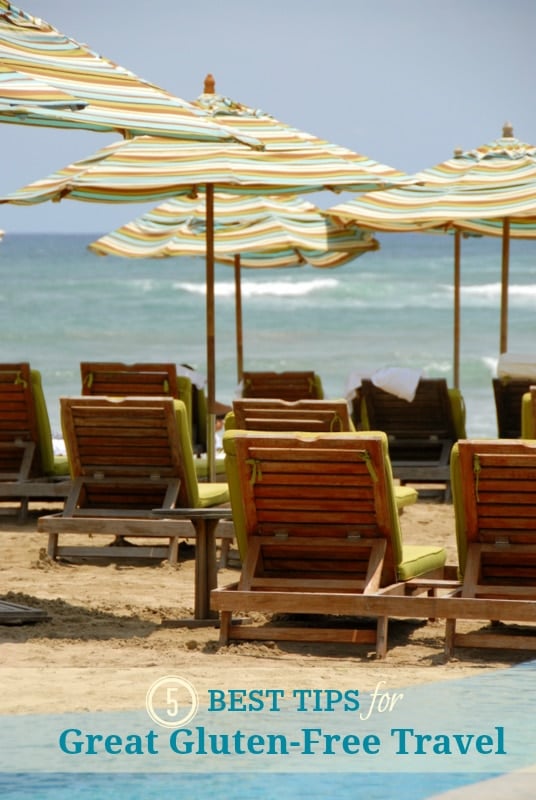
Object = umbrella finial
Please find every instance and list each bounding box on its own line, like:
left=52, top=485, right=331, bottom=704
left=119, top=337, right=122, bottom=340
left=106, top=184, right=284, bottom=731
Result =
left=204, top=73, right=216, bottom=94
left=453, top=146, right=463, bottom=158
left=502, top=121, right=514, bottom=138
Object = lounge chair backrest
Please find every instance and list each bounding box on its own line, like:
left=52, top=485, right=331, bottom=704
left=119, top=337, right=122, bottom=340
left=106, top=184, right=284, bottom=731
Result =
left=229, top=398, right=354, bottom=433
left=359, top=378, right=461, bottom=440
left=0, top=362, right=41, bottom=478
left=0, top=362, right=63, bottom=477
left=241, top=371, right=324, bottom=401
left=80, top=361, right=194, bottom=438
left=61, top=396, right=200, bottom=509
left=492, top=377, right=533, bottom=438
left=223, top=429, right=403, bottom=585
left=451, top=439, right=536, bottom=578
left=81, top=361, right=180, bottom=398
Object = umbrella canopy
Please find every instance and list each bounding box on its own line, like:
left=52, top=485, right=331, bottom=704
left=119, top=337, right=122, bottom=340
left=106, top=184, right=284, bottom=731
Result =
left=0, top=65, right=86, bottom=111
left=0, top=135, right=410, bottom=205
left=329, top=124, right=536, bottom=385
left=89, top=192, right=379, bottom=265
left=0, top=2, right=259, bottom=145
left=89, top=192, right=379, bottom=381
left=192, top=74, right=404, bottom=178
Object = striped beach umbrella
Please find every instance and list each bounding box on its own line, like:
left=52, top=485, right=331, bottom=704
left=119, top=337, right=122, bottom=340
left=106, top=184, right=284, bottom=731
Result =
left=89, top=193, right=379, bottom=380
left=330, top=124, right=536, bottom=385
left=0, top=2, right=259, bottom=145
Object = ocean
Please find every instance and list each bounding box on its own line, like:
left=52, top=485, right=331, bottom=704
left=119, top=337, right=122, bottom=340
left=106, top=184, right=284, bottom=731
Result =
left=0, top=231, right=535, bottom=438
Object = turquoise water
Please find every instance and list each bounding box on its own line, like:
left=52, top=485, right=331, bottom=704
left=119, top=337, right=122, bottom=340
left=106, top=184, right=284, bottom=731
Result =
left=0, top=231, right=535, bottom=436
left=0, top=772, right=496, bottom=799
left=2, top=659, right=535, bottom=798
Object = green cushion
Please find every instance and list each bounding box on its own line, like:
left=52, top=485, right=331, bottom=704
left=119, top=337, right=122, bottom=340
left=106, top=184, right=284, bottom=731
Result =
left=521, top=393, right=534, bottom=438
left=31, top=370, right=70, bottom=477
left=194, top=456, right=227, bottom=480
left=450, top=443, right=466, bottom=578
left=398, top=544, right=447, bottom=581
left=448, top=388, right=467, bottom=438
left=166, top=400, right=230, bottom=508
left=394, top=485, right=418, bottom=509
left=198, top=482, right=230, bottom=507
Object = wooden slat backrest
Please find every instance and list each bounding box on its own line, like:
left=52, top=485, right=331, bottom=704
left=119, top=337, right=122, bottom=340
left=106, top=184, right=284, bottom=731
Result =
left=0, top=362, right=41, bottom=476
left=81, top=362, right=179, bottom=399
left=241, top=371, right=321, bottom=401
left=493, top=378, right=532, bottom=438
left=232, top=398, right=352, bottom=433
left=457, top=439, right=536, bottom=591
left=361, top=378, right=456, bottom=440
left=61, top=396, right=186, bottom=510
left=230, top=431, right=398, bottom=586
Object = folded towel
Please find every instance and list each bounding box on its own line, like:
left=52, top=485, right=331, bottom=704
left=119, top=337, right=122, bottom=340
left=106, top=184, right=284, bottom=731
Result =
left=497, top=353, right=536, bottom=380
left=177, top=364, right=206, bottom=389
left=371, top=366, right=422, bottom=402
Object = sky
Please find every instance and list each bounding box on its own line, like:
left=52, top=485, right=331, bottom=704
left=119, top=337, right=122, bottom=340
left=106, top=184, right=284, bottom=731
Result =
left=1, top=0, right=535, bottom=234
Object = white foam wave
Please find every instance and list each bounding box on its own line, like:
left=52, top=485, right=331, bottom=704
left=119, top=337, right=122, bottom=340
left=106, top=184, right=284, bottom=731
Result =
left=173, top=278, right=340, bottom=298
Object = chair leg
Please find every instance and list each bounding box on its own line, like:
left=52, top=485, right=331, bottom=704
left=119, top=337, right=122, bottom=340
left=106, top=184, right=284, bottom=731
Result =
left=167, top=537, right=179, bottom=564
left=219, top=611, right=231, bottom=645
left=445, top=618, right=456, bottom=659
left=376, top=616, right=389, bottom=659
left=47, top=533, right=58, bottom=560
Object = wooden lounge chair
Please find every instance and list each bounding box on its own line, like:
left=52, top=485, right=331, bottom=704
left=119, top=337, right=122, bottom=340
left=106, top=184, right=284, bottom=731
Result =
left=0, top=362, right=70, bottom=519
left=492, top=377, right=533, bottom=438
left=211, top=430, right=447, bottom=656
left=357, top=378, right=466, bottom=499
left=241, top=370, right=324, bottom=401
left=80, top=361, right=225, bottom=478
left=447, top=439, right=536, bottom=655
left=226, top=398, right=417, bottom=512
left=38, top=396, right=229, bottom=565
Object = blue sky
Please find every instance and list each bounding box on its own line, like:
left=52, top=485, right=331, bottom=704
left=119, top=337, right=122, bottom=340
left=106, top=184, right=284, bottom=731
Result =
left=1, top=0, right=535, bottom=233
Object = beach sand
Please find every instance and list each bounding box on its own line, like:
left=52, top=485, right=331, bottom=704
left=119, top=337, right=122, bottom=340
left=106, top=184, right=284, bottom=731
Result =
left=1, top=498, right=532, bottom=718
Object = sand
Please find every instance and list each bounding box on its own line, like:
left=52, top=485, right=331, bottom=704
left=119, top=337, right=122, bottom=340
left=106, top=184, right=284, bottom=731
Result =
left=0, top=498, right=532, bottom=718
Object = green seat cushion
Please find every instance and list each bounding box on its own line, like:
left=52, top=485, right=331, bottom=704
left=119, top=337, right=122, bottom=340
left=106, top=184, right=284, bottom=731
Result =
left=198, top=482, right=230, bottom=507
left=49, top=453, right=70, bottom=477
left=398, top=544, right=447, bottom=581
left=394, top=485, right=417, bottom=509
left=194, top=456, right=227, bottom=480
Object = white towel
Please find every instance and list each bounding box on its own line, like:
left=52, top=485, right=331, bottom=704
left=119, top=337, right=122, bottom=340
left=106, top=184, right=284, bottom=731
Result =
left=371, top=366, right=422, bottom=402
left=497, top=353, right=536, bottom=380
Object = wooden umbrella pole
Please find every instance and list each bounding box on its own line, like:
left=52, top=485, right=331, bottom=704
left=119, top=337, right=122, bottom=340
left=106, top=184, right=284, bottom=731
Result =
left=500, top=217, right=510, bottom=354
left=205, top=183, right=216, bottom=481
left=234, top=254, right=244, bottom=383
left=453, top=230, right=461, bottom=389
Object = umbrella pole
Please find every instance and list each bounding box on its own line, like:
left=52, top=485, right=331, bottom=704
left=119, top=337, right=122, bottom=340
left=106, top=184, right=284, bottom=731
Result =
left=205, top=183, right=216, bottom=481
left=234, top=254, right=244, bottom=383
left=453, top=230, right=461, bottom=389
left=500, top=218, right=510, bottom=354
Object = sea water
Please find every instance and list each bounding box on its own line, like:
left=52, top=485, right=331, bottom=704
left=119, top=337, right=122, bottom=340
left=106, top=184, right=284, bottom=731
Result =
left=0, top=231, right=535, bottom=437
